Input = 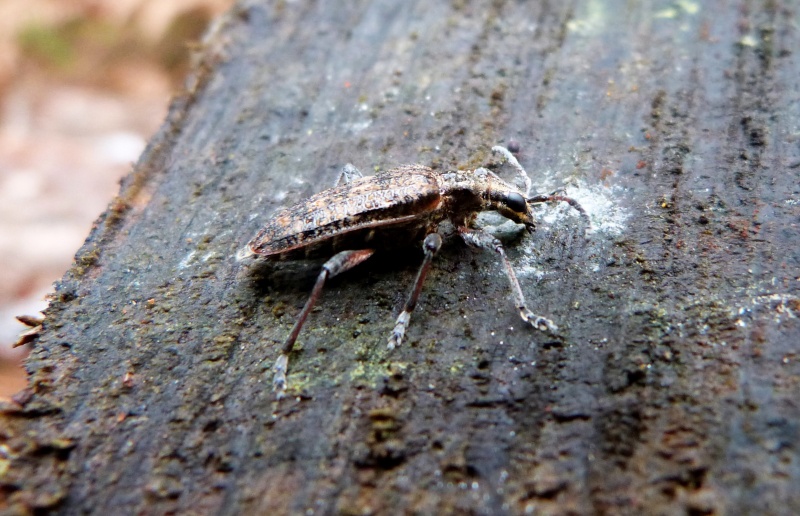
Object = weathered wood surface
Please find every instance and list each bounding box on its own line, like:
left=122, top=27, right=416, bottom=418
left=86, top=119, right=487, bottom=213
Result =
left=3, top=0, right=800, bottom=514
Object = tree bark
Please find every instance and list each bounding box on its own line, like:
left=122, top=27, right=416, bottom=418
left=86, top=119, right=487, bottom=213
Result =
left=3, top=0, right=800, bottom=514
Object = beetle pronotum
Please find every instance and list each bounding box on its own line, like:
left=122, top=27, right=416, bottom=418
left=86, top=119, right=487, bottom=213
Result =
left=239, top=146, right=587, bottom=397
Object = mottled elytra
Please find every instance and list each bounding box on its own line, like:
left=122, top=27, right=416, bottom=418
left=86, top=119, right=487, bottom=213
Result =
left=239, top=146, right=588, bottom=398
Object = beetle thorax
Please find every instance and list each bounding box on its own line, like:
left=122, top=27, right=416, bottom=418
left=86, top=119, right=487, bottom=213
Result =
left=438, top=168, right=529, bottom=225
left=437, top=171, right=488, bottom=224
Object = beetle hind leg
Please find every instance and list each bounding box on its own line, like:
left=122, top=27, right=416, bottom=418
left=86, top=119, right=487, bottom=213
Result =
left=458, top=226, right=558, bottom=333
left=273, top=248, right=374, bottom=398
left=388, top=232, right=443, bottom=349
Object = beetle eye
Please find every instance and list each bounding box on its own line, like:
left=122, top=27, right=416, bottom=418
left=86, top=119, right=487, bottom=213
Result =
left=505, top=192, right=527, bottom=213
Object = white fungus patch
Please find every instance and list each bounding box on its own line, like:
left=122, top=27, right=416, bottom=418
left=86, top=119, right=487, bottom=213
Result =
left=535, top=179, right=629, bottom=238
left=513, top=179, right=630, bottom=279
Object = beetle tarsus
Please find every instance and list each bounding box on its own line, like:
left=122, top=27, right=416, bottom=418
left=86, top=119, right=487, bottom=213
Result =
left=458, top=226, right=559, bottom=333
left=273, top=354, right=289, bottom=398
left=521, top=309, right=559, bottom=332
left=388, top=311, right=410, bottom=350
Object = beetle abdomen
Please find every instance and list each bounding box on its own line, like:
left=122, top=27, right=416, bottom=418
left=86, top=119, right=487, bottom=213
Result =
left=249, top=165, right=442, bottom=257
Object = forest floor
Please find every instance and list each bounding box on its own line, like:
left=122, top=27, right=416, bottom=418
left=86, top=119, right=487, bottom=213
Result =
left=0, top=0, right=231, bottom=397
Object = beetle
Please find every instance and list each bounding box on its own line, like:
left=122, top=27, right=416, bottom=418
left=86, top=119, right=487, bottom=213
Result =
left=239, top=146, right=588, bottom=397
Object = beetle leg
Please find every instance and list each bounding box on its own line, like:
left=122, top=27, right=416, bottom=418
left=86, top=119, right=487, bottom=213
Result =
left=274, top=248, right=374, bottom=397
left=492, top=145, right=532, bottom=197
left=336, top=163, right=364, bottom=186
left=388, top=232, right=443, bottom=350
left=457, top=227, right=558, bottom=332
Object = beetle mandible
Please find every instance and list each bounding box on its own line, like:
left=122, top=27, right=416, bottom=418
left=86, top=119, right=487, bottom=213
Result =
left=239, top=145, right=588, bottom=397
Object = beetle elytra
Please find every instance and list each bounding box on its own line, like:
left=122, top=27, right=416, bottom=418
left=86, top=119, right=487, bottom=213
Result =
left=239, top=146, right=588, bottom=397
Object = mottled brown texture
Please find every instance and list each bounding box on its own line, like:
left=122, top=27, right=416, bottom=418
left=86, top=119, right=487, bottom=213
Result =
left=2, top=0, right=800, bottom=515
left=248, top=165, right=441, bottom=257
left=246, top=163, right=538, bottom=262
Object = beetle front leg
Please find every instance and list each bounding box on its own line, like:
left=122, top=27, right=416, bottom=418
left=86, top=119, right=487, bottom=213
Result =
left=492, top=145, right=532, bottom=197
left=274, top=248, right=374, bottom=397
left=457, top=227, right=558, bottom=332
left=388, top=232, right=443, bottom=350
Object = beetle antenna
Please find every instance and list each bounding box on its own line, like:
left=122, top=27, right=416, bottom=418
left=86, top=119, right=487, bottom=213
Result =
left=528, top=193, right=591, bottom=229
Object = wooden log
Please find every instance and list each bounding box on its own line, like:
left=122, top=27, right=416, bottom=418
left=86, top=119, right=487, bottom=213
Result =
left=2, top=0, right=799, bottom=514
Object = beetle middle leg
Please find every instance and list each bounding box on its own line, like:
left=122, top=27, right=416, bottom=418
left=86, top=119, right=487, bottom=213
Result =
left=388, top=232, right=443, bottom=349
left=273, top=248, right=374, bottom=397
left=457, top=227, right=558, bottom=332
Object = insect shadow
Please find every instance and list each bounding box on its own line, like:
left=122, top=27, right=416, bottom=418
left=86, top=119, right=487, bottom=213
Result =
left=241, top=245, right=430, bottom=296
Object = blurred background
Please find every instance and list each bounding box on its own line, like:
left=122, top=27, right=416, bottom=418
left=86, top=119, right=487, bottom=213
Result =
left=0, top=0, right=232, bottom=399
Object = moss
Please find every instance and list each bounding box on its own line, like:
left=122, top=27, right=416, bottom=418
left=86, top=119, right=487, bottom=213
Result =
left=73, top=246, right=101, bottom=278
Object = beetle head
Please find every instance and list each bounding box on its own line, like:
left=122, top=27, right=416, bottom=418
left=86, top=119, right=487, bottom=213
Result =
left=492, top=191, right=535, bottom=232
left=481, top=173, right=535, bottom=231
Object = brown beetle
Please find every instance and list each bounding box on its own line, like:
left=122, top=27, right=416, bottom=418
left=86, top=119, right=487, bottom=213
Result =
left=239, top=146, right=587, bottom=397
